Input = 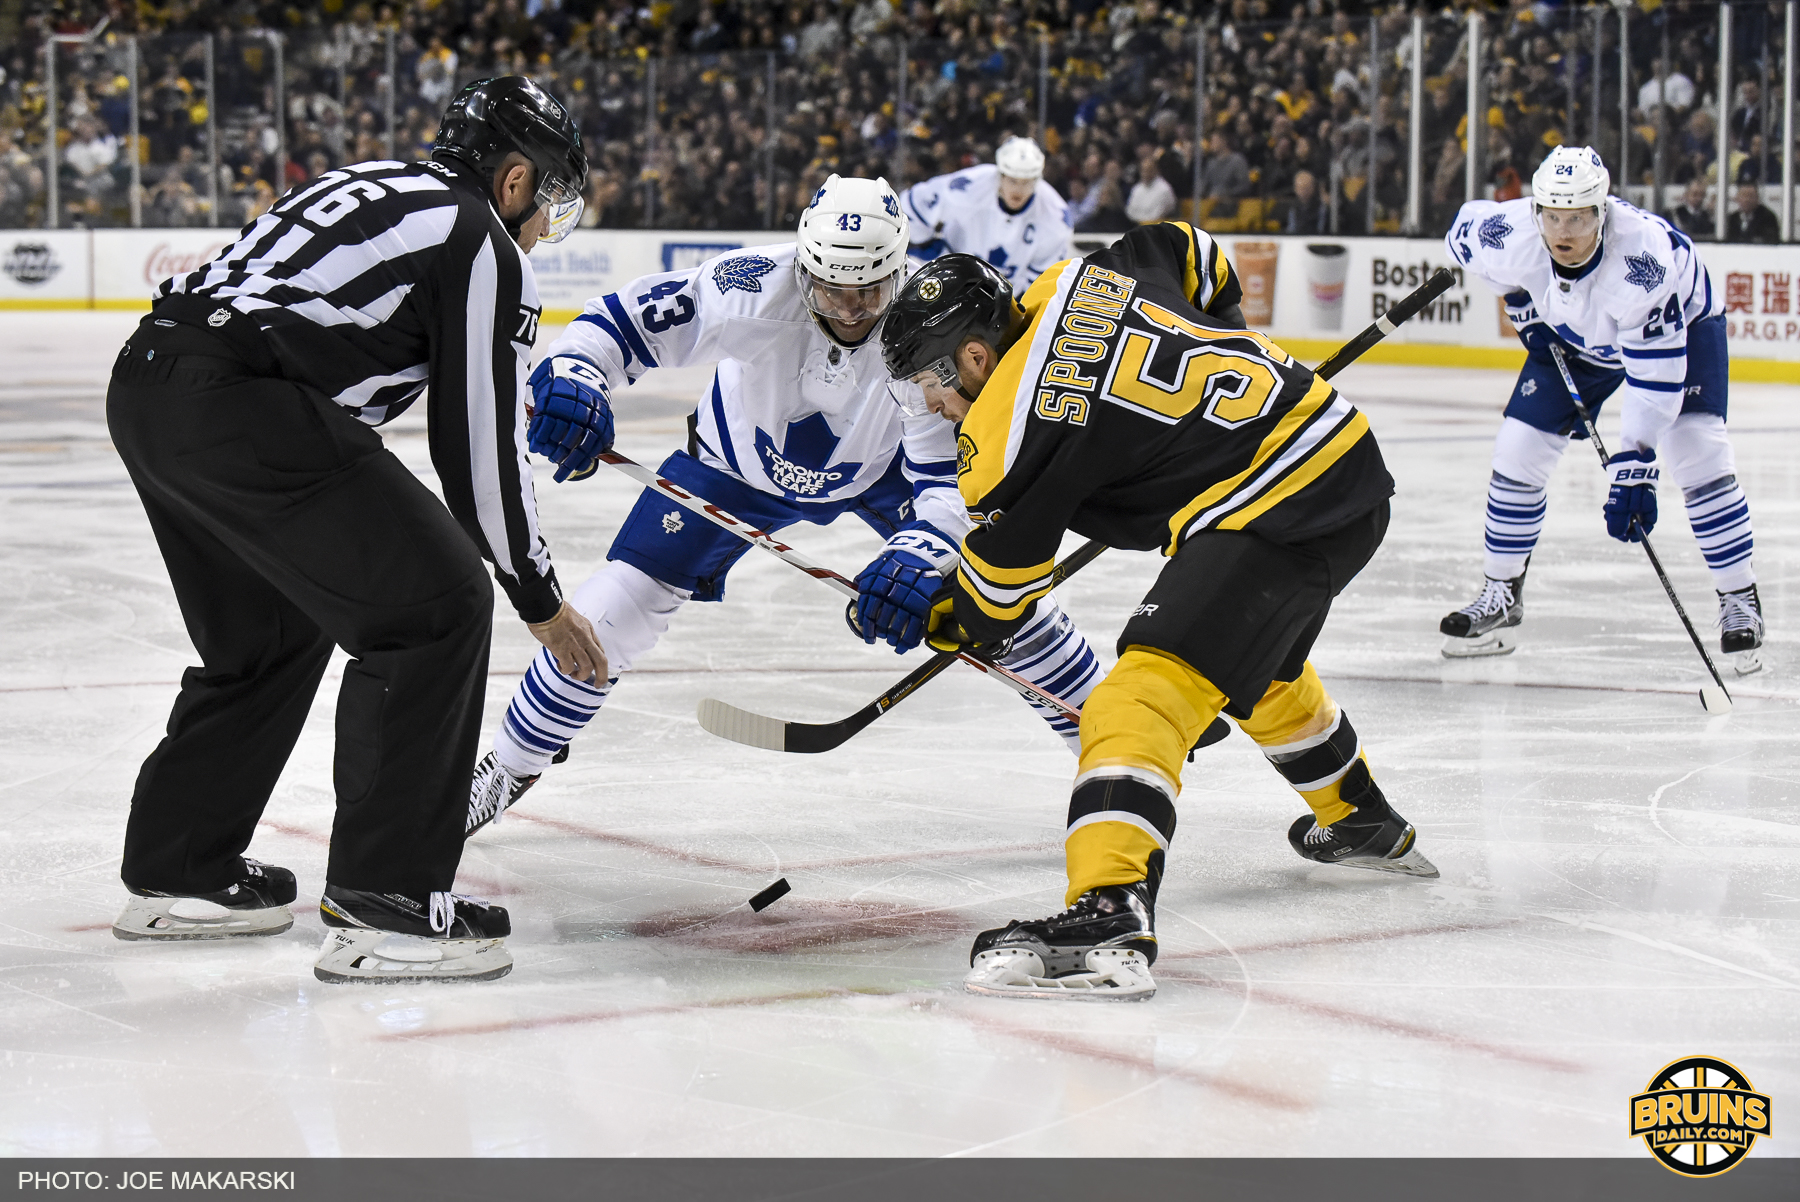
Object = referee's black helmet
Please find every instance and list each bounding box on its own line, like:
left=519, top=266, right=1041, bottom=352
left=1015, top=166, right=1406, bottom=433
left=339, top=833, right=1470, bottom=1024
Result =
left=433, top=76, right=589, bottom=242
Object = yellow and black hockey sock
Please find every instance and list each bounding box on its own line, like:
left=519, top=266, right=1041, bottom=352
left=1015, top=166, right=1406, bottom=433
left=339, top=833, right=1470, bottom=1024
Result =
left=1239, top=662, right=1384, bottom=828
left=1064, top=648, right=1226, bottom=905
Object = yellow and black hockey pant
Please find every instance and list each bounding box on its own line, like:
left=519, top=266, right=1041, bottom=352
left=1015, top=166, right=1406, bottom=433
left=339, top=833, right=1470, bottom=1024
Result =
left=1065, top=654, right=1386, bottom=906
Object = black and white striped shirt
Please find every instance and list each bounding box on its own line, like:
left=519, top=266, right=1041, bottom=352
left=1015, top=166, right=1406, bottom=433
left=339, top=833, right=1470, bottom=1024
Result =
left=153, top=156, right=561, bottom=622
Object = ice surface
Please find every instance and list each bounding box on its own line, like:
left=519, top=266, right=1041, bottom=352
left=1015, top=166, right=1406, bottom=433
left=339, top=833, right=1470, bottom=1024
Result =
left=1, top=312, right=1795, bottom=1157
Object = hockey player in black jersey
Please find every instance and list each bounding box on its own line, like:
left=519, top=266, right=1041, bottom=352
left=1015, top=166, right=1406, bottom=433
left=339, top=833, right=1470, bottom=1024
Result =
left=879, top=227, right=1438, bottom=1002
left=105, top=78, right=606, bottom=983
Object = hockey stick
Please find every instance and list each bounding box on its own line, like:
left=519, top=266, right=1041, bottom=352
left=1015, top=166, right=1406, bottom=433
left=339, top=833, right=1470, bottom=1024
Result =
left=1546, top=344, right=1732, bottom=715
left=699, top=538, right=1110, bottom=752
left=698, top=269, right=1463, bottom=754
left=597, top=449, right=1085, bottom=720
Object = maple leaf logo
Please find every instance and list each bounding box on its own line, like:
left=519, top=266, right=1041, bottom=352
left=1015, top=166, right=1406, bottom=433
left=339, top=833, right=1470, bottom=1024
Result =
left=1623, top=252, right=1666, bottom=293
left=713, top=254, right=778, bottom=294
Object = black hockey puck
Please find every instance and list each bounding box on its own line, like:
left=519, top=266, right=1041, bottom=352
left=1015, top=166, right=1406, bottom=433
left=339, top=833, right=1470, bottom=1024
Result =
left=747, top=878, right=791, bottom=912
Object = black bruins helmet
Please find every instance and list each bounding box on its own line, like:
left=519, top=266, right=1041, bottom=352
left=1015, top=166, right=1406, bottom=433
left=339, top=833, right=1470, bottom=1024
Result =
left=433, top=76, right=589, bottom=242
left=881, top=255, right=1023, bottom=387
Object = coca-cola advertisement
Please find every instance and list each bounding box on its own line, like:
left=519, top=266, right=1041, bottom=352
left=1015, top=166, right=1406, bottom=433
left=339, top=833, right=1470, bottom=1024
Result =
left=139, top=239, right=233, bottom=290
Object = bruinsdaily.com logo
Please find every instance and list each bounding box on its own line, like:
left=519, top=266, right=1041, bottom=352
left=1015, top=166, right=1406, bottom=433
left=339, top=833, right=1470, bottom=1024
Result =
left=1630, top=1055, right=1771, bottom=1177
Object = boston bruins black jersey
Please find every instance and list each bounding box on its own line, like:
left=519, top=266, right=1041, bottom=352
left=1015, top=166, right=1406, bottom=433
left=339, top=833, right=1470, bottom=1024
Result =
left=952, top=221, right=1393, bottom=638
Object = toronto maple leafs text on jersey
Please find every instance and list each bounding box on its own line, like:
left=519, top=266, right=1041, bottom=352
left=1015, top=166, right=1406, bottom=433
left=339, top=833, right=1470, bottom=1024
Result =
left=1446, top=196, right=1723, bottom=452
left=543, top=241, right=966, bottom=534
left=902, top=164, right=1072, bottom=289
left=948, top=222, right=1394, bottom=640
left=151, top=156, right=560, bottom=620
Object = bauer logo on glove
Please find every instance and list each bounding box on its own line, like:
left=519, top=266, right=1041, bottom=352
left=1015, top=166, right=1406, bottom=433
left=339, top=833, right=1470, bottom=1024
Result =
left=527, top=355, right=615, bottom=483
left=1603, top=448, right=1659, bottom=543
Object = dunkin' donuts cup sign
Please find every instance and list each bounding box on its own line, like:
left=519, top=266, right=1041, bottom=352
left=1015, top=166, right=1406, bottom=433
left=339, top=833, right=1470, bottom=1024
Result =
left=1304, top=243, right=1349, bottom=330
left=1234, top=241, right=1279, bottom=328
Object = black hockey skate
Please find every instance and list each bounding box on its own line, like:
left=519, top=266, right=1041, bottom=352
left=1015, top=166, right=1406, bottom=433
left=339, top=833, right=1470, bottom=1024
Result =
left=1286, top=762, right=1438, bottom=878
left=1718, top=584, right=1764, bottom=676
left=963, top=881, right=1158, bottom=1001
left=1440, top=561, right=1527, bottom=658
left=314, top=885, right=513, bottom=983
left=113, top=858, right=297, bottom=941
left=467, top=744, right=567, bottom=836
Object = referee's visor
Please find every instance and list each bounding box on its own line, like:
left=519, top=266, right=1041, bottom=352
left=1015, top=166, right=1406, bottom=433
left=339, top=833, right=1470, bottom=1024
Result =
left=536, top=171, right=584, bottom=243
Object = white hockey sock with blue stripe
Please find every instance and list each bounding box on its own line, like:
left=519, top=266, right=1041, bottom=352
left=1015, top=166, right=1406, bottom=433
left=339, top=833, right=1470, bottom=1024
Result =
left=996, top=595, right=1104, bottom=754
left=492, top=560, right=689, bottom=777
left=1480, top=470, right=1545, bottom=581
left=497, top=651, right=613, bottom=776
left=1684, top=474, right=1755, bottom=593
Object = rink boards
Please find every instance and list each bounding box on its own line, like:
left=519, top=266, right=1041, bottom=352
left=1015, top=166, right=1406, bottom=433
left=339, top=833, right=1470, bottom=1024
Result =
left=4, top=227, right=1799, bottom=379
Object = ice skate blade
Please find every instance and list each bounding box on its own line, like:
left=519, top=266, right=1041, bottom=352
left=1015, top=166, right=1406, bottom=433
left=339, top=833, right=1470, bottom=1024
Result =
left=1440, top=628, right=1516, bottom=658
left=1339, top=844, right=1441, bottom=879
left=112, top=896, right=293, bottom=941
left=1731, top=648, right=1764, bottom=677
left=312, top=928, right=513, bottom=983
left=963, top=947, right=1155, bottom=1001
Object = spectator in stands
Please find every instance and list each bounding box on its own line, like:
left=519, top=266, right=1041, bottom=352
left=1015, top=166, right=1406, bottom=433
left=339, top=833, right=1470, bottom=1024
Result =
left=1074, top=159, right=1130, bottom=233
left=1126, top=143, right=1176, bottom=224
left=1670, top=179, right=1713, bottom=239
left=1200, top=129, right=1250, bottom=206
left=1275, top=169, right=1328, bottom=235
left=1724, top=182, right=1779, bottom=244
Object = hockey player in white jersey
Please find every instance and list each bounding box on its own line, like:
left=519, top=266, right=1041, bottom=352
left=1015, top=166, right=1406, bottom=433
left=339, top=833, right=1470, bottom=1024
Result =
left=902, top=136, right=1072, bottom=289
left=468, top=175, right=1104, bottom=831
left=1440, top=146, right=1762, bottom=672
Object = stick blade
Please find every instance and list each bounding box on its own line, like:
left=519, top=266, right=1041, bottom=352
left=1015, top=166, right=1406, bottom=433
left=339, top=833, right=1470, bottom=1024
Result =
left=696, top=698, right=789, bottom=751
left=1699, top=685, right=1733, bottom=715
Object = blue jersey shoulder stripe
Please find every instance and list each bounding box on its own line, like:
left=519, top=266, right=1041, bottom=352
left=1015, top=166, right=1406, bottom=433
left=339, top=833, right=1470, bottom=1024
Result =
left=573, top=312, right=636, bottom=368
left=707, top=376, right=744, bottom=476
left=601, top=293, right=658, bottom=370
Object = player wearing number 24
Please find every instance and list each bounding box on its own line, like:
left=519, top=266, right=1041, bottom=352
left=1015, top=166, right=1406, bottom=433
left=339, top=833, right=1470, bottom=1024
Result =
left=468, top=175, right=1112, bottom=834
left=881, top=226, right=1440, bottom=1002
left=1440, top=146, right=1763, bottom=672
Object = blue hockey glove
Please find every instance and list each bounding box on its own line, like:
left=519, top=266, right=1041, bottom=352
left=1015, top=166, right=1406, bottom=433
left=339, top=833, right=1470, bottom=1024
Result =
left=527, top=355, right=614, bottom=483
left=850, top=522, right=961, bottom=652
left=1604, top=448, right=1659, bottom=542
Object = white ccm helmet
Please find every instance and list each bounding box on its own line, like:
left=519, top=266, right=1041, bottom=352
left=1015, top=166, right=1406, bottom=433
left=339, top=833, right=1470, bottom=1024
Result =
left=1531, top=145, right=1611, bottom=263
left=794, top=174, right=910, bottom=338
left=995, top=135, right=1046, bottom=181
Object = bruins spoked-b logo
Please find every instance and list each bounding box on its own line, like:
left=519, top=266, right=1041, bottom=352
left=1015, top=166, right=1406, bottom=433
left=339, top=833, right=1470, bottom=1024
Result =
left=1630, top=1055, right=1770, bottom=1177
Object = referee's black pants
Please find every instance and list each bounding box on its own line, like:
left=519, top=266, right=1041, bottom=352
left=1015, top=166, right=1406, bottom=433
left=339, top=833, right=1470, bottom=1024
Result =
left=106, top=326, right=491, bottom=900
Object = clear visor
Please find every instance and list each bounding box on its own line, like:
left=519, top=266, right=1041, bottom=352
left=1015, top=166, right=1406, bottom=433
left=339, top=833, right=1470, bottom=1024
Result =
left=795, top=262, right=901, bottom=327
left=885, top=355, right=960, bottom=418
left=536, top=173, right=585, bottom=244
left=1534, top=203, right=1601, bottom=243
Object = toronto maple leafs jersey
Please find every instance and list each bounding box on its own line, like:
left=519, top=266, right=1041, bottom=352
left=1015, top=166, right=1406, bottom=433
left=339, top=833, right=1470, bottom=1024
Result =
left=902, top=164, right=1072, bottom=289
left=1446, top=196, right=1722, bottom=451
left=544, top=242, right=965, bottom=534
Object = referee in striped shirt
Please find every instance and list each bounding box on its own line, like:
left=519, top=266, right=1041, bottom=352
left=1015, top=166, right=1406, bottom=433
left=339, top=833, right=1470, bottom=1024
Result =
left=105, top=78, right=612, bottom=983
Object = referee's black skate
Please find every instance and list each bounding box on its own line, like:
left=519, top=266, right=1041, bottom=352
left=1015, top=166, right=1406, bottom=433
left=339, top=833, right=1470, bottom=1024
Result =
left=1718, top=584, right=1764, bottom=676
left=314, top=885, right=513, bottom=983
left=963, top=881, right=1157, bottom=1001
left=113, top=858, right=297, bottom=941
left=1286, top=762, right=1438, bottom=878
left=467, top=744, right=567, bottom=836
left=1440, top=562, right=1527, bottom=658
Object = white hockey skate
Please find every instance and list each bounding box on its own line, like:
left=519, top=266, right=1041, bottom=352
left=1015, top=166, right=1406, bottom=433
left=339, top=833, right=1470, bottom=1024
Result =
left=1719, top=584, right=1764, bottom=677
left=313, top=886, right=513, bottom=983
left=1440, top=567, right=1526, bottom=658
left=962, top=882, right=1159, bottom=1001
left=113, top=859, right=296, bottom=941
